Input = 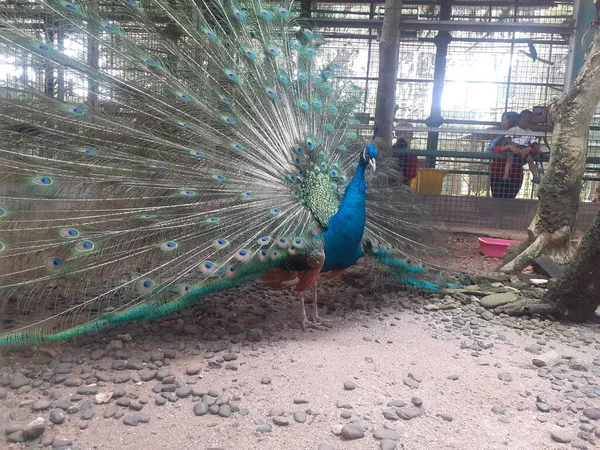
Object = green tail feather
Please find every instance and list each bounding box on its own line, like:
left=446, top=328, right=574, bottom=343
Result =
left=363, top=241, right=461, bottom=291
left=0, top=260, right=276, bottom=346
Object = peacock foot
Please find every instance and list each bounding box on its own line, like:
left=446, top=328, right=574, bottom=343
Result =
left=307, top=310, right=332, bottom=327
left=299, top=296, right=329, bottom=331
left=309, top=287, right=332, bottom=327
left=300, top=316, right=324, bottom=331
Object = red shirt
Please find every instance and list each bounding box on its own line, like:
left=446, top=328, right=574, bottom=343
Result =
left=398, top=155, right=418, bottom=181
left=489, top=135, right=527, bottom=180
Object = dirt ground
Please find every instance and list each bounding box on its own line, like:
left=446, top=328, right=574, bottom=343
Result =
left=1, top=234, right=599, bottom=450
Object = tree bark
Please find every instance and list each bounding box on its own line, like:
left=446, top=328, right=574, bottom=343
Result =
left=497, top=208, right=600, bottom=321
left=373, top=0, right=403, bottom=151
left=500, top=17, right=600, bottom=273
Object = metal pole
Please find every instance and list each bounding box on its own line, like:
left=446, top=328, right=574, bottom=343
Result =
left=564, top=0, right=582, bottom=90
left=425, top=0, right=453, bottom=168
left=564, top=0, right=597, bottom=91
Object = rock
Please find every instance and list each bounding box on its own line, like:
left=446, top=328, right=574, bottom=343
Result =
left=532, top=351, right=562, bottom=368
left=293, top=398, right=309, bottom=404
left=139, top=370, right=157, bottom=382
left=256, top=424, right=272, bottom=433
left=331, top=424, right=344, bottom=436
left=176, top=386, right=192, bottom=398
left=126, top=359, right=144, bottom=370
left=272, top=416, right=289, bottom=426
left=218, top=404, right=232, bottom=418
left=66, top=406, right=80, bottom=415
left=532, top=256, right=565, bottom=278
left=481, top=311, right=495, bottom=321
left=113, top=373, right=131, bottom=384
left=103, top=405, right=119, bottom=419
left=6, top=431, right=25, bottom=443
left=396, top=407, right=423, bottom=420
left=55, top=363, right=72, bottom=374
left=408, top=373, right=423, bottom=383
left=583, top=408, right=600, bottom=420
left=261, top=377, right=271, bottom=385
left=81, top=408, right=95, bottom=420
left=318, top=444, right=335, bottom=450
left=380, top=439, right=397, bottom=450
left=536, top=402, right=551, bottom=413
left=269, top=406, right=285, bottom=416
left=129, top=402, right=143, bottom=411
left=186, top=365, right=201, bottom=376
left=40, top=433, right=55, bottom=447
left=480, top=293, right=518, bottom=309
left=341, top=424, right=364, bottom=440
left=23, top=417, right=46, bottom=440
left=382, top=410, right=399, bottom=421
left=340, top=411, right=352, bottom=419
left=123, top=413, right=149, bottom=426
left=373, top=428, right=400, bottom=440
left=49, top=408, right=66, bottom=425
left=161, top=393, right=177, bottom=403
left=32, top=399, right=52, bottom=411
left=524, top=345, right=543, bottom=355
left=492, top=406, right=505, bottom=414
left=403, top=378, right=420, bottom=389
left=10, top=373, right=31, bottom=390
left=53, top=438, right=73, bottom=448
left=497, top=372, right=513, bottom=382
left=411, top=397, right=423, bottom=407
left=95, top=392, right=113, bottom=404
left=335, top=400, right=352, bottom=409
left=193, top=401, right=209, bottom=416
left=387, top=400, right=406, bottom=408
left=344, top=381, right=356, bottom=390
left=115, top=397, right=131, bottom=407
left=436, top=413, right=454, bottom=422
left=550, top=430, right=574, bottom=443
left=77, top=386, right=98, bottom=395
left=294, top=411, right=307, bottom=423
left=569, top=360, right=588, bottom=371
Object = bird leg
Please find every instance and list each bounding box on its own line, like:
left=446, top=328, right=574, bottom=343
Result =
left=309, top=284, right=331, bottom=327
left=299, top=294, right=319, bottom=331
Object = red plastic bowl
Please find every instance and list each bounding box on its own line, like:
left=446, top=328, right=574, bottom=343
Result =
left=478, top=237, right=520, bottom=258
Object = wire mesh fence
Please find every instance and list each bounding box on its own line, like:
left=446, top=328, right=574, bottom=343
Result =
left=1, top=0, right=598, bottom=205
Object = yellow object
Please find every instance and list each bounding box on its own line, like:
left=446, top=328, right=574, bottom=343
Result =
left=411, top=168, right=448, bottom=195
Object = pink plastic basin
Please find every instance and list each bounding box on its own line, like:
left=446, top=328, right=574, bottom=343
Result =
left=478, top=237, right=520, bottom=258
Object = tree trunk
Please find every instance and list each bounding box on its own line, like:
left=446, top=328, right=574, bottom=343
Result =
left=500, top=17, right=600, bottom=273
left=497, top=208, right=600, bottom=321
left=373, top=0, right=403, bottom=151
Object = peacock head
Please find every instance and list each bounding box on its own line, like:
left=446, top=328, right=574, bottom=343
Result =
left=359, top=143, right=378, bottom=171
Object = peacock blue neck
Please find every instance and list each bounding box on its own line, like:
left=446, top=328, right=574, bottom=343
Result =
left=321, top=163, right=367, bottom=271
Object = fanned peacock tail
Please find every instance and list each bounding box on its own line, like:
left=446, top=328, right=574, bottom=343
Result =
left=0, top=0, right=454, bottom=346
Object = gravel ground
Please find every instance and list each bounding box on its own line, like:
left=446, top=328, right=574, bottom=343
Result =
left=1, top=236, right=599, bottom=450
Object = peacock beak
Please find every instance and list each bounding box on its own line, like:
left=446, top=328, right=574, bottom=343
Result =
left=369, top=159, right=376, bottom=171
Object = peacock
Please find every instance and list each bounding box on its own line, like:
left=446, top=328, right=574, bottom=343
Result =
left=0, top=0, right=457, bottom=346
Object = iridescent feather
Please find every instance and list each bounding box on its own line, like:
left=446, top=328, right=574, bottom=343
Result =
left=0, top=0, right=455, bottom=346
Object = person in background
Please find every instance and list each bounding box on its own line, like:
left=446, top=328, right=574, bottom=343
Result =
left=489, top=112, right=522, bottom=198
left=392, top=120, right=418, bottom=186
left=503, top=110, right=542, bottom=184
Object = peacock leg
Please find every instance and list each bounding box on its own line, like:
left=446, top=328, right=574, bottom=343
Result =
left=309, top=284, right=331, bottom=326
left=299, top=294, right=318, bottom=331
